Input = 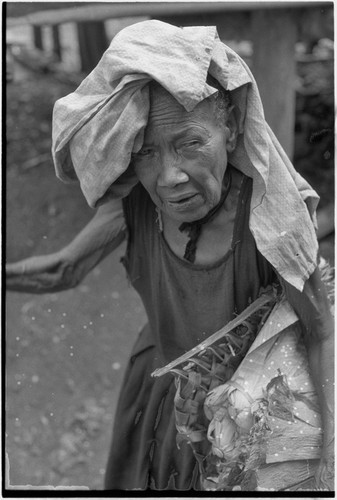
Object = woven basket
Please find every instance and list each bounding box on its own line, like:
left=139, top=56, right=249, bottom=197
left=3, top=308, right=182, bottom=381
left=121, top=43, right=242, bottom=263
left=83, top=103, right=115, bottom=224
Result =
left=152, top=261, right=334, bottom=491
left=152, top=286, right=280, bottom=486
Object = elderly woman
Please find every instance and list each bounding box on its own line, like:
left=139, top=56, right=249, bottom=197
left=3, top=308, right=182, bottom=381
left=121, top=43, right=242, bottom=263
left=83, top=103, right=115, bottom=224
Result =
left=6, top=21, right=334, bottom=491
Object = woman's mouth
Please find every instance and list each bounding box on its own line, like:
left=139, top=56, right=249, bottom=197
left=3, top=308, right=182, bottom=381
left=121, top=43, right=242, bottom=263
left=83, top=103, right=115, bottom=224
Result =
left=165, top=193, right=202, bottom=211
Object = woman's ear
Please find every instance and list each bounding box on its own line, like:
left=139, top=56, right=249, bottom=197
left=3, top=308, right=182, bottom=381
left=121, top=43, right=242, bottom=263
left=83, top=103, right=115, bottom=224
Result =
left=225, top=105, right=239, bottom=153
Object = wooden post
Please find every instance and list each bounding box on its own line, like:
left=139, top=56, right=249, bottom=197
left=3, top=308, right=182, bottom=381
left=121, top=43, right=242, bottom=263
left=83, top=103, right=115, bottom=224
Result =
left=52, top=25, right=61, bottom=61
left=32, top=25, right=43, bottom=51
left=76, top=21, right=108, bottom=73
left=251, top=9, right=298, bottom=159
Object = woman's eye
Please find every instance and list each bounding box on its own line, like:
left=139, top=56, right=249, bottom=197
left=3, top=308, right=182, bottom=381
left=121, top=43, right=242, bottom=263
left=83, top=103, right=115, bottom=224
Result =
left=139, top=148, right=153, bottom=156
left=133, top=148, right=153, bottom=159
left=183, top=140, right=201, bottom=148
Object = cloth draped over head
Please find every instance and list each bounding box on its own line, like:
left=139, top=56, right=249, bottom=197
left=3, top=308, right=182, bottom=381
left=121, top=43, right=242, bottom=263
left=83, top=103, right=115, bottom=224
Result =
left=52, top=20, right=319, bottom=291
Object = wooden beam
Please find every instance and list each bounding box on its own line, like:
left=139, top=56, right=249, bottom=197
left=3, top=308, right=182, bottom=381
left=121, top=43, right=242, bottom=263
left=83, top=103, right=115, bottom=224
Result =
left=6, top=2, right=332, bottom=27
left=251, top=9, right=298, bottom=158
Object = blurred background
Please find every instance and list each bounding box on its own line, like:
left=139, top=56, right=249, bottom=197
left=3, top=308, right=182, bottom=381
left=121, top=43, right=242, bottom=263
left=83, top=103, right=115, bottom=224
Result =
left=5, top=1, right=334, bottom=490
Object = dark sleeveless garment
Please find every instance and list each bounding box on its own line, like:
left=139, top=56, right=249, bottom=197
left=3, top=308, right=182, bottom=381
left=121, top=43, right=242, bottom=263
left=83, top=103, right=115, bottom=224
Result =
left=104, top=169, right=275, bottom=490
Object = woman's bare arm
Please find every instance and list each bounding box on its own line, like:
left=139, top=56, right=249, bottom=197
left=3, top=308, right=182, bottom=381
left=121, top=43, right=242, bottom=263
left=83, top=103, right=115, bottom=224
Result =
left=6, top=198, right=126, bottom=293
left=283, top=266, right=334, bottom=490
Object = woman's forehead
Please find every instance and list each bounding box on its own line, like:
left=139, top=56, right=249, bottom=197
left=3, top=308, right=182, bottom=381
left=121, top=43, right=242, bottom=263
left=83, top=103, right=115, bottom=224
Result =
left=147, top=84, right=215, bottom=134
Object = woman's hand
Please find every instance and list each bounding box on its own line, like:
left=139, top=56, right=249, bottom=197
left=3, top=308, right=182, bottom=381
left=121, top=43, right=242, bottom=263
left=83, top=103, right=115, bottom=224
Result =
left=315, top=445, right=335, bottom=490
left=6, top=253, right=75, bottom=293
left=6, top=198, right=127, bottom=294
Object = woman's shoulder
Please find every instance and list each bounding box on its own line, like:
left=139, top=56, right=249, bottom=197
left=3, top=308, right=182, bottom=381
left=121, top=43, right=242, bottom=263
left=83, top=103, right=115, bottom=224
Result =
left=122, top=182, right=155, bottom=232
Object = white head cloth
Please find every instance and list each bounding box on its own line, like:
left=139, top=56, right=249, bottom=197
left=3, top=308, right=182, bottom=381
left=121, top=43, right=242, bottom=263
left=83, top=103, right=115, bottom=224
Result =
left=52, top=20, right=319, bottom=291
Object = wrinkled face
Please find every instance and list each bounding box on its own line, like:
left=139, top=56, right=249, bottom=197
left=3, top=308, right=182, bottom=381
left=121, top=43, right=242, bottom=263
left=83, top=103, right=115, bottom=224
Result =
left=132, top=84, right=237, bottom=223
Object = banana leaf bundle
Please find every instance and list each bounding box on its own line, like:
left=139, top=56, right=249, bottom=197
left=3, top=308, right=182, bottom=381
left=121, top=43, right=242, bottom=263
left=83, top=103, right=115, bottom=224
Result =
left=152, top=266, right=334, bottom=491
left=202, top=297, right=323, bottom=491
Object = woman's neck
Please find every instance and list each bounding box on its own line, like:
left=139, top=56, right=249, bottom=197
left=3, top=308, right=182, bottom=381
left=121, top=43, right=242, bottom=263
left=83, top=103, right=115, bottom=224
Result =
left=160, top=168, right=243, bottom=265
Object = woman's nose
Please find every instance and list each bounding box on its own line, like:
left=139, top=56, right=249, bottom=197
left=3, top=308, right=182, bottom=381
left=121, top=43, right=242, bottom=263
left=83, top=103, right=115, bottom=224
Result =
left=157, top=154, right=189, bottom=188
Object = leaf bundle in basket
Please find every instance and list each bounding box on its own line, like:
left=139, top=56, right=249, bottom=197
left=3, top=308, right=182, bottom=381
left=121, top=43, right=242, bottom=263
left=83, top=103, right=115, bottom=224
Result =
left=152, top=281, right=329, bottom=491
left=203, top=298, right=323, bottom=491
left=152, top=287, right=279, bottom=481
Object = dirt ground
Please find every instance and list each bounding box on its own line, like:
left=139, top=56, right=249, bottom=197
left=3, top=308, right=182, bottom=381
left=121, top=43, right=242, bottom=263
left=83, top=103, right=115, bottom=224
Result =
left=5, top=67, right=146, bottom=489
left=5, top=64, right=334, bottom=490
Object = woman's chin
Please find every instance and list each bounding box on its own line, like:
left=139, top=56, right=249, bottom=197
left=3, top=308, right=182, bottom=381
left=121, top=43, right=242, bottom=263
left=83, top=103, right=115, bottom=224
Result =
left=167, top=205, right=211, bottom=223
